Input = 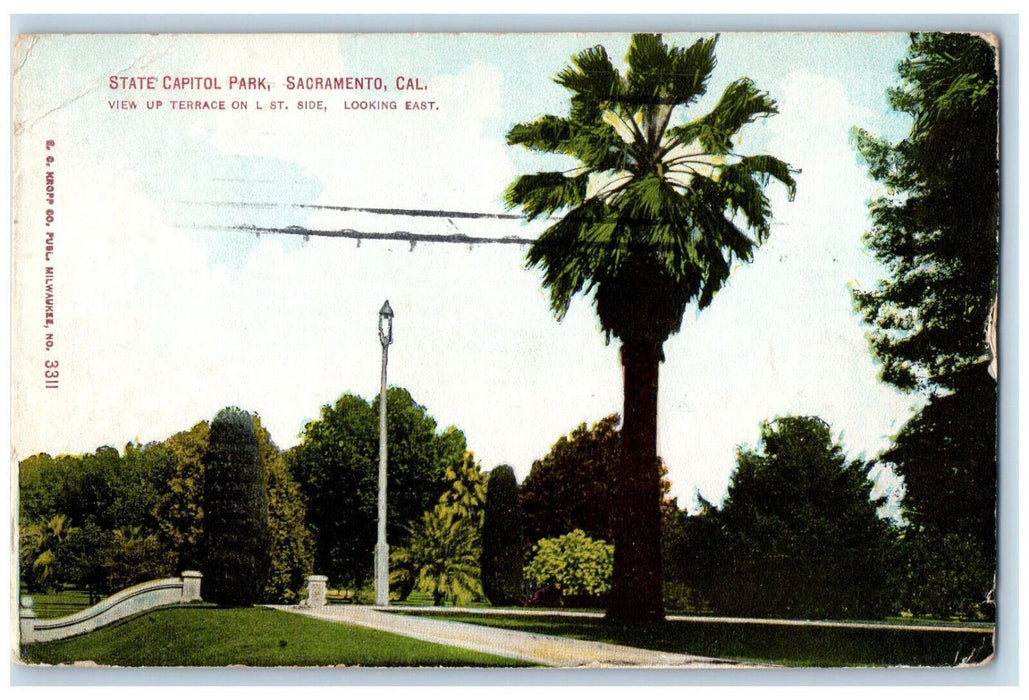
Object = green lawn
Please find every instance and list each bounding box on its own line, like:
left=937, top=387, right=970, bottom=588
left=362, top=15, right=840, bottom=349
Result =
left=392, top=590, right=492, bottom=608
left=401, top=611, right=994, bottom=667
left=21, top=606, right=533, bottom=667
left=325, top=589, right=495, bottom=608
left=21, top=589, right=95, bottom=619
left=883, top=615, right=996, bottom=630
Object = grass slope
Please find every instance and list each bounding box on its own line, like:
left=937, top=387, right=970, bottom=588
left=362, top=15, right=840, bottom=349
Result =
left=405, top=612, right=994, bottom=667
left=21, top=606, right=532, bottom=667
left=22, top=590, right=94, bottom=619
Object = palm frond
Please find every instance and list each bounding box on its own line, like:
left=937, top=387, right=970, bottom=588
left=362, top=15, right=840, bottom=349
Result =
left=700, top=166, right=773, bottom=238
left=697, top=244, right=732, bottom=309
left=734, top=154, right=798, bottom=201
left=689, top=185, right=760, bottom=261
left=504, top=171, right=588, bottom=220
left=667, top=77, right=778, bottom=155
left=555, top=44, right=624, bottom=123
left=527, top=199, right=614, bottom=318
left=612, top=174, right=694, bottom=255
left=573, top=123, right=632, bottom=171
left=507, top=115, right=628, bottom=172
left=624, top=35, right=718, bottom=151
left=625, top=33, right=672, bottom=108
left=667, top=36, right=719, bottom=110
left=506, top=114, right=574, bottom=152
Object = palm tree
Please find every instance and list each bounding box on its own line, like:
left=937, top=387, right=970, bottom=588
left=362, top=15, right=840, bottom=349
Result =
left=391, top=505, right=483, bottom=606
left=437, top=452, right=488, bottom=528
left=506, top=33, right=796, bottom=622
left=22, top=514, right=80, bottom=592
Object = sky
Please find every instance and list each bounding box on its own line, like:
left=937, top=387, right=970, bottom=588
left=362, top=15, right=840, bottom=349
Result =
left=12, top=31, right=923, bottom=510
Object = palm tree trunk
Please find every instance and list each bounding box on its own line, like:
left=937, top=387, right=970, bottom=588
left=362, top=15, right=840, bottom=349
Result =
left=607, top=338, right=665, bottom=622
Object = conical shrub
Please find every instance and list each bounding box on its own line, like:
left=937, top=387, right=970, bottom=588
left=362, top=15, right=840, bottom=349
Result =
left=202, top=407, right=270, bottom=606
left=481, top=464, right=524, bottom=605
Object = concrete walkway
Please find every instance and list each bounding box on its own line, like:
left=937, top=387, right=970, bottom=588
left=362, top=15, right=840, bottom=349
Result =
left=268, top=604, right=742, bottom=668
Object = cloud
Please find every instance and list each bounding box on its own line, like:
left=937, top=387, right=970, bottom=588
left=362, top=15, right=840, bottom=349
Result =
left=657, top=69, right=920, bottom=506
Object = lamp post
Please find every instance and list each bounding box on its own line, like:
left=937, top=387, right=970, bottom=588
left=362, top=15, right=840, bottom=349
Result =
left=375, top=300, right=394, bottom=607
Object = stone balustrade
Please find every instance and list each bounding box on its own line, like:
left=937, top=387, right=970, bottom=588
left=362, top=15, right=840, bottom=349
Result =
left=20, top=571, right=203, bottom=645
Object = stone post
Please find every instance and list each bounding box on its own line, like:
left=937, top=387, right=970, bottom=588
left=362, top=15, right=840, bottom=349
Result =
left=181, top=571, right=203, bottom=603
left=306, top=575, right=328, bottom=607
left=19, top=596, right=37, bottom=645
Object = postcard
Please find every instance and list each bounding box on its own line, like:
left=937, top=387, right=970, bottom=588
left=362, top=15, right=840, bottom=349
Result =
left=11, top=30, right=999, bottom=669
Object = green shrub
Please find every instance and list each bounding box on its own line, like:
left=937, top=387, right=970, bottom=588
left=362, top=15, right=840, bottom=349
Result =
left=662, top=581, right=709, bottom=614
left=524, top=529, right=613, bottom=604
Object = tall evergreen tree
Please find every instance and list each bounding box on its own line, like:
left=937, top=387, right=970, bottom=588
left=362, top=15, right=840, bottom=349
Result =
left=480, top=464, right=525, bottom=606
left=853, top=32, right=998, bottom=392
left=506, top=33, right=795, bottom=621
left=854, top=32, right=999, bottom=618
left=202, top=407, right=270, bottom=607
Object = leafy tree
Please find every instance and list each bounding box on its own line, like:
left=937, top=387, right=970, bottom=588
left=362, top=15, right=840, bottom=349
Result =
left=480, top=464, right=525, bottom=606
left=54, top=522, right=113, bottom=604
left=253, top=416, right=316, bottom=604
left=854, top=33, right=999, bottom=617
left=202, top=407, right=270, bottom=607
left=390, top=505, right=483, bottom=606
left=882, top=367, right=997, bottom=618
left=684, top=417, right=898, bottom=620
left=660, top=497, right=707, bottom=612
left=520, top=415, right=676, bottom=560
left=506, top=33, right=796, bottom=621
left=150, top=416, right=313, bottom=602
left=520, top=416, right=619, bottom=547
left=108, top=442, right=177, bottom=534
left=18, top=453, right=61, bottom=525
left=262, top=454, right=316, bottom=604
left=154, top=421, right=210, bottom=571
left=287, top=388, right=466, bottom=587
left=884, top=370, right=997, bottom=553
left=105, top=526, right=177, bottom=592
left=437, top=426, right=470, bottom=487
left=20, top=441, right=175, bottom=535
left=19, top=443, right=174, bottom=594
left=287, top=393, right=375, bottom=588
left=901, top=531, right=995, bottom=619
left=19, top=453, right=69, bottom=590
left=20, top=452, right=94, bottom=536
left=523, top=529, right=614, bottom=606
left=64, top=448, right=119, bottom=530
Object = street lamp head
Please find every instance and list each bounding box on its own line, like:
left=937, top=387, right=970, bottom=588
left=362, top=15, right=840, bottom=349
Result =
left=379, top=300, right=394, bottom=346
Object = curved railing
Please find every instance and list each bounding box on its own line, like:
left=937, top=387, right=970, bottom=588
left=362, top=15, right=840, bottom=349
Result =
left=20, top=571, right=203, bottom=644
